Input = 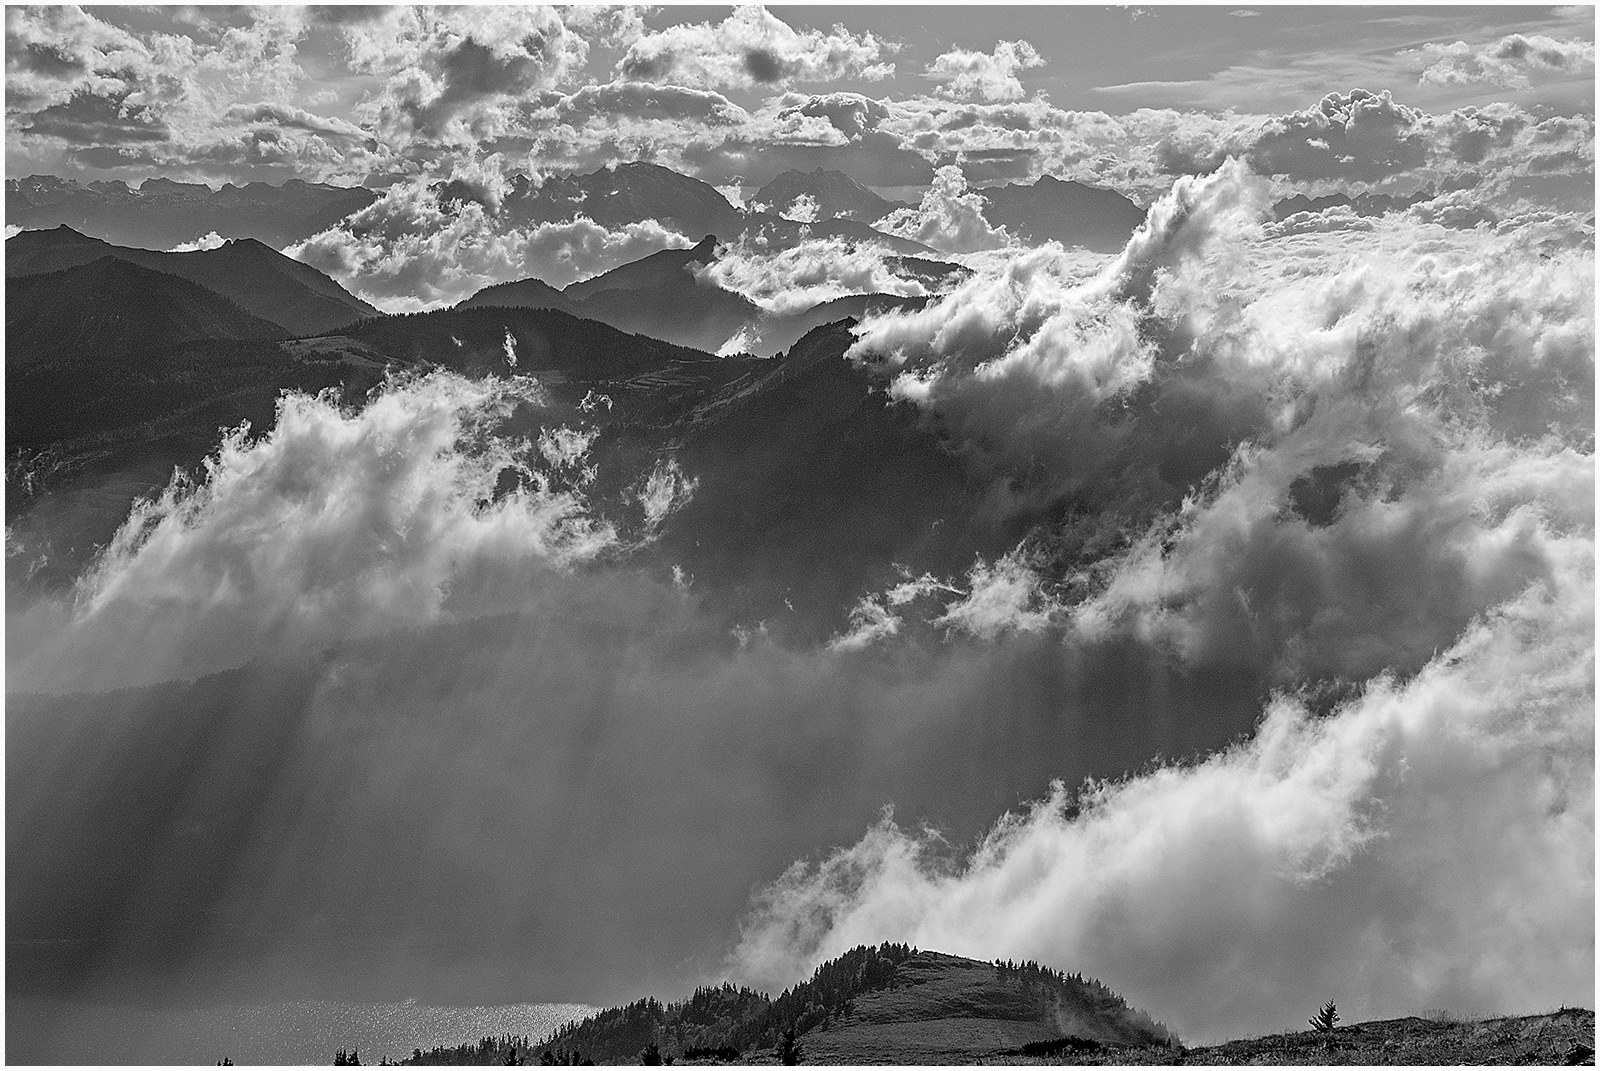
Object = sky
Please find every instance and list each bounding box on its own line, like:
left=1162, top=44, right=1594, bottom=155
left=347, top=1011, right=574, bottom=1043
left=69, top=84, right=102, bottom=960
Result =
left=5, top=4, right=1595, bottom=200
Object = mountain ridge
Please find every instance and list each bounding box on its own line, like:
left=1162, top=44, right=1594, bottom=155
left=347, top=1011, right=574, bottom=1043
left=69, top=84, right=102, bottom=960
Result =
left=978, top=175, right=1147, bottom=253
left=752, top=167, right=905, bottom=223
left=5, top=174, right=378, bottom=249
left=399, top=945, right=1174, bottom=1065
left=5, top=224, right=378, bottom=336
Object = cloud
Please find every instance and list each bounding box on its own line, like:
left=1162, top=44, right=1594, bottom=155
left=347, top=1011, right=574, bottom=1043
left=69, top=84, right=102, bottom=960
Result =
left=693, top=235, right=939, bottom=315
left=925, top=40, right=1046, bottom=103
left=734, top=562, right=1594, bottom=1043
left=848, top=159, right=1593, bottom=684
left=877, top=164, right=1014, bottom=254
left=225, top=101, right=372, bottom=143
left=168, top=230, right=226, bottom=252
left=286, top=177, right=693, bottom=311
left=4, top=4, right=153, bottom=112
left=10, top=372, right=617, bottom=692
left=8, top=155, right=1592, bottom=1050
left=1412, top=33, right=1597, bottom=89
left=932, top=551, right=1054, bottom=639
left=349, top=6, right=590, bottom=151
left=848, top=162, right=1264, bottom=496
left=616, top=5, right=893, bottom=91
left=778, top=192, right=819, bottom=223
left=1247, top=89, right=1430, bottom=184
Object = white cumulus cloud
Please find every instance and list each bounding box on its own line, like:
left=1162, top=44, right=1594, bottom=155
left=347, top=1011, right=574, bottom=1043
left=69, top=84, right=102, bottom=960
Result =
left=925, top=39, right=1046, bottom=102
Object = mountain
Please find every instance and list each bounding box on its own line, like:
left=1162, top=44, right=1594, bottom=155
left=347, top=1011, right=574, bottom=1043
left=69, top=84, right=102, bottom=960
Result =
left=4, top=257, right=315, bottom=457
left=650, top=321, right=1019, bottom=636
left=737, top=213, right=941, bottom=257
left=6, top=225, right=378, bottom=336
left=978, top=175, right=1148, bottom=253
left=462, top=236, right=759, bottom=355
left=752, top=167, right=905, bottom=222
left=500, top=162, right=745, bottom=238
left=743, top=292, right=926, bottom=361
left=460, top=237, right=959, bottom=356
left=336, top=301, right=736, bottom=385
left=6, top=256, right=288, bottom=372
left=4, top=174, right=378, bottom=250
left=484, top=162, right=936, bottom=258
left=560, top=235, right=721, bottom=301
left=401, top=945, right=1174, bottom=1065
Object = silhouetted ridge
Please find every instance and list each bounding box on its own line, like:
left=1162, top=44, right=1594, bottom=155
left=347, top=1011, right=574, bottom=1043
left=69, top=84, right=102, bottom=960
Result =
left=5, top=173, right=378, bottom=249
left=6, top=224, right=377, bottom=335
left=500, top=162, right=743, bottom=238
left=752, top=167, right=903, bottom=222
left=978, top=175, right=1146, bottom=253
left=398, top=945, right=1171, bottom=1065
left=6, top=256, right=288, bottom=371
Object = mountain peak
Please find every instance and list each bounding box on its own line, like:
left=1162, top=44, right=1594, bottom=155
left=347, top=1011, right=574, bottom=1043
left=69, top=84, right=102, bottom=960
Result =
left=753, top=168, right=898, bottom=223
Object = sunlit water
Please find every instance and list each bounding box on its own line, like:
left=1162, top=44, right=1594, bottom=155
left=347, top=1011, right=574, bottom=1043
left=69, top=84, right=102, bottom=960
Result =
left=7, top=997, right=597, bottom=1065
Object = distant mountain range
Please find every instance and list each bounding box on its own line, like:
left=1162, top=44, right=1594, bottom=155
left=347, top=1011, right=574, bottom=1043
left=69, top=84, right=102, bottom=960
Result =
left=401, top=945, right=1174, bottom=1065
left=489, top=162, right=745, bottom=239
left=977, top=175, right=1150, bottom=253
left=7, top=163, right=1151, bottom=262
left=4, top=165, right=1145, bottom=619
left=6, top=225, right=377, bottom=336
left=5, top=175, right=378, bottom=250
left=751, top=167, right=906, bottom=222
left=5, top=229, right=1015, bottom=638
left=461, top=233, right=960, bottom=356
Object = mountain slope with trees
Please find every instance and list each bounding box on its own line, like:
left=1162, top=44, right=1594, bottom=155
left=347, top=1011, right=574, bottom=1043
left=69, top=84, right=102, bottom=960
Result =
left=398, top=946, right=1174, bottom=1066
left=6, top=224, right=378, bottom=336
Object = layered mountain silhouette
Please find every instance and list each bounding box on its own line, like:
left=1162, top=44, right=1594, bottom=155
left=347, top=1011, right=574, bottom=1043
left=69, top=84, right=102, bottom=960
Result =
left=977, top=174, right=1147, bottom=252
left=401, top=945, right=1174, bottom=1065
left=461, top=236, right=758, bottom=354
left=6, top=160, right=1142, bottom=623
left=6, top=256, right=312, bottom=452
left=5, top=174, right=378, bottom=249
left=752, top=167, right=906, bottom=222
left=7, top=257, right=287, bottom=371
left=6, top=225, right=377, bottom=336
left=494, top=162, right=746, bottom=238
left=460, top=235, right=959, bottom=356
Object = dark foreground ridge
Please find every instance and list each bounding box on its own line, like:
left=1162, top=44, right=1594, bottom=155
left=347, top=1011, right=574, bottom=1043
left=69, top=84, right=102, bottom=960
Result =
left=400, top=945, right=1174, bottom=1065
left=385, top=950, right=1595, bottom=1066
left=386, top=1005, right=1596, bottom=1067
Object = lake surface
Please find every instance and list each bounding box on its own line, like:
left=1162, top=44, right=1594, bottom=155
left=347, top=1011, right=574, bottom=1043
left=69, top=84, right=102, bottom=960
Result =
left=8, top=996, right=598, bottom=1065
